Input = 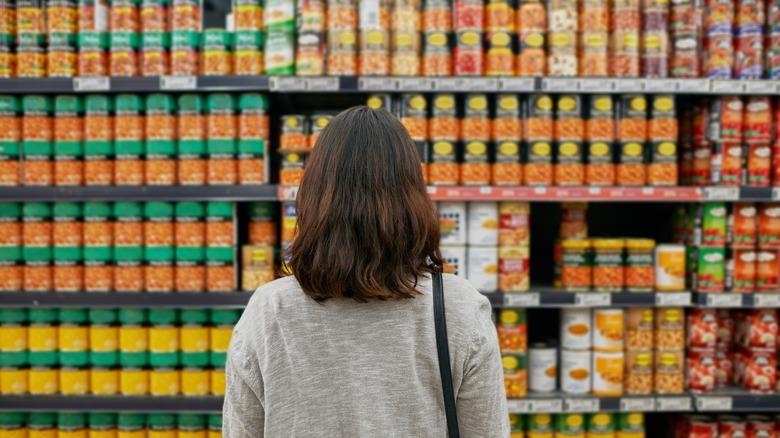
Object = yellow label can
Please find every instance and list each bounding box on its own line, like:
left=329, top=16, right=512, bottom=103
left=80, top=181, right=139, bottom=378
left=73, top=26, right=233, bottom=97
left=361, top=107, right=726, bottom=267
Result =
left=29, top=429, right=57, bottom=438
left=180, top=327, right=209, bottom=352
left=0, top=326, right=27, bottom=350
left=0, top=368, right=29, bottom=394
left=120, top=368, right=149, bottom=395
left=211, top=369, right=226, bottom=395
left=88, top=429, right=117, bottom=438
left=181, top=369, right=210, bottom=396
left=90, top=368, right=119, bottom=395
left=90, top=326, right=119, bottom=352
left=119, top=326, right=149, bottom=352
left=59, top=326, right=88, bottom=351
left=60, top=367, right=89, bottom=394
left=150, top=327, right=179, bottom=353
left=28, top=325, right=57, bottom=351
left=28, top=368, right=59, bottom=394
left=150, top=369, right=180, bottom=396
left=209, top=327, right=232, bottom=353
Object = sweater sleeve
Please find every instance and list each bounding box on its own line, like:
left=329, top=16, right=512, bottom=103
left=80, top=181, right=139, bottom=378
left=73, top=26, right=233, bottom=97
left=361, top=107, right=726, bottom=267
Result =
left=223, top=326, right=265, bottom=438
left=456, top=298, right=510, bottom=438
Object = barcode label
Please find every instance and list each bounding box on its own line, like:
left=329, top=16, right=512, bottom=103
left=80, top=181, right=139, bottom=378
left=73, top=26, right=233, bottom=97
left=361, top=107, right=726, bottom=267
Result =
left=564, top=398, right=600, bottom=412
left=620, top=398, right=654, bottom=412
left=359, top=0, right=380, bottom=27
left=696, top=397, right=732, bottom=411
left=504, top=293, right=540, bottom=307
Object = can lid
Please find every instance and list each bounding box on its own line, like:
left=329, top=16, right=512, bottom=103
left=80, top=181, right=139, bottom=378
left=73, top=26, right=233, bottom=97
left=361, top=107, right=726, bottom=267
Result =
left=0, top=246, right=21, bottom=261
left=119, top=308, right=149, bottom=324
left=201, top=28, right=231, bottom=46
left=83, top=202, right=112, bottom=218
left=53, top=202, right=82, bottom=218
left=85, top=95, right=113, bottom=113
left=22, top=202, right=52, bottom=218
left=147, top=413, right=177, bottom=428
left=177, top=414, right=206, bottom=429
left=54, top=95, right=82, bottom=114
left=211, top=309, right=240, bottom=325
left=0, top=412, right=25, bottom=426
left=117, top=413, right=147, bottom=428
left=206, top=202, right=233, bottom=218
left=57, top=412, right=87, bottom=428
left=114, top=201, right=143, bottom=217
left=146, top=93, right=175, bottom=112
left=49, top=32, right=76, bottom=47
left=208, top=414, right=222, bottom=429
left=141, top=31, right=170, bottom=48
left=206, top=246, right=234, bottom=262
left=233, top=30, right=262, bottom=46
left=0, top=95, right=19, bottom=113
left=27, top=412, right=56, bottom=427
left=175, top=202, right=205, bottom=218
left=28, top=308, right=58, bottom=323
left=88, top=308, right=118, bottom=324
left=177, top=94, right=204, bottom=112
left=180, top=309, right=209, bottom=324
left=238, top=93, right=268, bottom=111
left=109, top=32, right=138, bottom=48
left=591, top=239, right=624, bottom=249
left=561, top=239, right=591, bottom=249
left=89, top=412, right=117, bottom=427
left=149, top=308, right=179, bottom=325
left=78, top=31, right=108, bottom=48
left=114, top=94, right=143, bottom=112
left=206, top=93, right=235, bottom=111
left=625, top=239, right=655, bottom=249
left=22, top=95, right=51, bottom=113
left=0, top=202, right=21, bottom=218
left=144, top=201, right=174, bottom=218
left=59, top=308, right=88, bottom=324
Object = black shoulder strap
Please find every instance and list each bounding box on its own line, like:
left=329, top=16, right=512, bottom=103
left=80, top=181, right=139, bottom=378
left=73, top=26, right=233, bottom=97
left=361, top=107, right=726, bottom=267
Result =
left=433, top=271, right=460, bottom=438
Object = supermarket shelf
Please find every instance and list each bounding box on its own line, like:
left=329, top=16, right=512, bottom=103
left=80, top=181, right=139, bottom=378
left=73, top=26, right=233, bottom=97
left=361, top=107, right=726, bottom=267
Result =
left=0, top=185, right=278, bottom=202
left=0, top=395, right=223, bottom=412
left=0, top=291, right=253, bottom=308
left=499, top=291, right=692, bottom=308
left=506, top=394, right=693, bottom=413
left=694, top=389, right=780, bottom=412
left=0, top=76, right=270, bottom=94
left=693, top=292, right=780, bottom=308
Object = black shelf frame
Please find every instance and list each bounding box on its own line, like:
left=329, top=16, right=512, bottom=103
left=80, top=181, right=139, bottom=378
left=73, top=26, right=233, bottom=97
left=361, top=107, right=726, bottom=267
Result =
left=0, top=186, right=278, bottom=202
left=0, top=76, right=271, bottom=94
left=0, top=395, right=223, bottom=412
left=0, top=292, right=252, bottom=308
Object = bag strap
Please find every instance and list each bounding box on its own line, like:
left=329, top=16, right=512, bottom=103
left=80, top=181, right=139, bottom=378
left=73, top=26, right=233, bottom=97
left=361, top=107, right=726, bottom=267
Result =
left=433, top=271, right=460, bottom=438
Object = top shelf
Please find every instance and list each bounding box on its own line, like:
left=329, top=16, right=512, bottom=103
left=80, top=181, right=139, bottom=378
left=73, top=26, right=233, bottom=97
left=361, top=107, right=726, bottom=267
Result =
left=0, top=76, right=778, bottom=95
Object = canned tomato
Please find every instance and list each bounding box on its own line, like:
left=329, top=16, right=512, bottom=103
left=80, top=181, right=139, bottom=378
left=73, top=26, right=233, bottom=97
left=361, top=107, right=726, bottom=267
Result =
left=727, top=248, right=757, bottom=292
left=498, top=202, right=530, bottom=246
left=655, top=244, right=685, bottom=291
left=747, top=415, right=775, bottom=437
left=742, top=309, right=778, bottom=349
left=688, top=308, right=718, bottom=349
left=561, top=308, right=592, bottom=350
left=560, top=349, right=591, bottom=395
left=759, top=203, right=780, bottom=248
left=715, top=347, right=733, bottom=388
left=695, top=247, right=726, bottom=292
left=592, top=350, right=624, bottom=396
left=689, top=415, right=718, bottom=438
left=626, top=308, right=654, bottom=350
left=528, top=344, right=557, bottom=393
left=561, top=239, right=592, bottom=291
left=743, top=348, right=776, bottom=394
left=717, top=309, right=735, bottom=347
left=593, top=308, right=624, bottom=352
left=688, top=348, right=717, bottom=393
left=717, top=415, right=745, bottom=438
left=755, top=250, right=779, bottom=291
left=497, top=309, right=527, bottom=353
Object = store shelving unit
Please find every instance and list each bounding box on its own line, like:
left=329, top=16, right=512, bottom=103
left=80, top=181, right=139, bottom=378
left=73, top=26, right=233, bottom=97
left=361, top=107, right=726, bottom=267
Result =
left=0, top=186, right=278, bottom=202
left=0, top=292, right=252, bottom=308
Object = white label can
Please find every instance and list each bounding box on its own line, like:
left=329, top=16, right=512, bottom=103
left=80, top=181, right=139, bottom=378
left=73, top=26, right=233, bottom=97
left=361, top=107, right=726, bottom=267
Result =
left=467, top=202, right=499, bottom=246
left=560, top=349, right=592, bottom=395
left=439, top=202, right=468, bottom=245
left=561, top=308, right=592, bottom=350
left=593, top=308, right=625, bottom=352
left=592, top=350, right=624, bottom=396
left=467, top=246, right=498, bottom=292
left=441, top=245, right=467, bottom=278
left=528, top=344, right=557, bottom=393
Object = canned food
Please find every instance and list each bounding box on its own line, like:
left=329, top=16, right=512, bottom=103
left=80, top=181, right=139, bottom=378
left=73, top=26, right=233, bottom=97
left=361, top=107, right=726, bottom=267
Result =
left=560, top=202, right=588, bottom=239
left=560, top=349, right=591, bottom=395
left=561, top=239, right=591, bottom=291
left=503, top=353, right=527, bottom=398
left=561, top=308, right=592, bottom=350
left=688, top=308, right=718, bottom=349
left=439, top=202, right=467, bottom=245
left=467, top=202, right=498, bottom=246
left=593, top=308, right=624, bottom=352
left=528, top=344, right=557, bottom=393
left=624, top=350, right=653, bottom=394
left=592, top=239, right=624, bottom=292
left=467, top=247, right=498, bottom=293
left=655, top=349, right=685, bottom=394
left=625, top=239, right=655, bottom=292
left=626, top=308, right=654, bottom=350
left=441, top=245, right=466, bottom=277
left=499, top=246, right=530, bottom=292
left=656, top=307, right=685, bottom=349
left=655, top=244, right=685, bottom=291
left=497, top=309, right=527, bottom=353
left=592, top=350, right=624, bottom=396
left=498, top=202, right=530, bottom=246
left=688, top=347, right=717, bottom=393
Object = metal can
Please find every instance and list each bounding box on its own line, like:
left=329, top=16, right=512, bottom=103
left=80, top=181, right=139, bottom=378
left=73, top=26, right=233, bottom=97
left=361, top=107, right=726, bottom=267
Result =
left=624, top=350, right=653, bottom=395
left=467, top=202, right=498, bottom=246
left=592, top=239, right=625, bottom=292
left=497, top=309, right=527, bottom=353
left=467, top=246, right=498, bottom=293
left=561, top=239, right=592, bottom=291
left=687, top=308, right=718, bottom=349
left=560, top=308, right=592, bottom=350
left=560, top=349, right=591, bottom=395
left=528, top=343, right=557, bottom=393
left=593, top=308, right=625, bottom=352
left=592, top=350, right=624, bottom=396
left=438, top=202, right=467, bottom=245
left=498, top=202, right=530, bottom=246
left=626, top=308, right=654, bottom=350
left=624, top=239, right=655, bottom=292
left=654, top=244, right=685, bottom=291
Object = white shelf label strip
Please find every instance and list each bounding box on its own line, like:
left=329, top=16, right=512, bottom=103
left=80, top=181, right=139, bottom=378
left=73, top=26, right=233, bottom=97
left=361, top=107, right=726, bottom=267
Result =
left=656, top=397, right=692, bottom=411
left=74, top=77, right=110, bottom=91
left=160, top=76, right=197, bottom=90
left=705, top=294, right=743, bottom=307
left=564, top=398, right=600, bottom=412
left=574, top=293, right=611, bottom=307
left=696, top=397, right=732, bottom=411
left=655, top=292, right=692, bottom=306
left=620, top=397, right=655, bottom=412
left=504, top=292, right=540, bottom=307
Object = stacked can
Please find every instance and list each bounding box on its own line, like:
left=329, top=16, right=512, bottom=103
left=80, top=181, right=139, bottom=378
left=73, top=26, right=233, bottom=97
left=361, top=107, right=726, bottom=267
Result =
left=743, top=97, right=773, bottom=187
left=171, top=0, right=202, bottom=32
left=609, top=0, right=640, bottom=76
left=144, top=202, right=174, bottom=292
left=0, top=308, right=27, bottom=394
left=0, top=97, right=19, bottom=185
left=47, top=0, right=78, bottom=77
left=22, top=202, right=51, bottom=292
left=684, top=203, right=728, bottom=292
left=296, top=0, right=326, bottom=75
left=728, top=203, right=780, bottom=293
left=237, top=94, right=269, bottom=185
left=579, top=0, right=608, bottom=76
left=53, top=96, right=84, bottom=186
left=210, top=309, right=240, bottom=394
left=359, top=0, right=391, bottom=75
left=646, top=95, right=679, bottom=185
left=138, top=0, right=168, bottom=76
left=28, top=308, right=57, bottom=395
left=89, top=308, right=119, bottom=394
left=83, top=203, right=112, bottom=292
left=554, top=95, right=584, bottom=185
left=149, top=308, right=180, bottom=396
left=585, top=95, right=615, bottom=185
left=109, top=0, right=139, bottom=77
left=0, top=203, right=21, bottom=291
left=438, top=201, right=468, bottom=277
left=21, top=95, right=53, bottom=186
left=118, top=308, right=149, bottom=395
left=615, top=95, right=647, bottom=185
left=174, top=202, right=205, bottom=292
left=734, top=310, right=778, bottom=393
left=624, top=308, right=652, bottom=395
left=640, top=0, right=669, bottom=77
left=768, top=0, right=780, bottom=78
left=59, top=308, right=88, bottom=395
left=461, top=95, right=492, bottom=184
left=547, top=0, right=577, bottom=76
left=560, top=308, right=592, bottom=395
left=466, top=202, right=498, bottom=292
left=327, top=0, right=358, bottom=75
left=205, top=202, right=236, bottom=292
left=484, top=0, right=515, bottom=76
left=453, top=0, right=483, bottom=75
left=200, top=29, right=231, bottom=75
left=702, top=0, right=734, bottom=78
left=176, top=94, right=205, bottom=185
left=113, top=94, right=144, bottom=185
left=16, top=0, right=44, bottom=78
left=83, top=96, right=113, bottom=185
left=206, top=94, right=237, bottom=185
left=670, top=0, right=699, bottom=77
left=686, top=308, right=719, bottom=393
left=265, top=0, right=295, bottom=75
left=392, top=0, right=421, bottom=75
left=180, top=309, right=209, bottom=395
left=498, top=202, right=530, bottom=292
left=242, top=203, right=277, bottom=291
left=516, top=0, right=545, bottom=76
left=233, top=22, right=264, bottom=75
left=733, top=0, right=764, bottom=79
left=656, top=308, right=686, bottom=394
left=145, top=94, right=176, bottom=185
left=524, top=94, right=553, bottom=185
left=53, top=203, right=83, bottom=292
left=114, top=202, right=143, bottom=291
left=421, top=0, right=451, bottom=75
left=497, top=308, right=528, bottom=398
left=492, top=95, right=523, bottom=185
left=429, top=94, right=459, bottom=185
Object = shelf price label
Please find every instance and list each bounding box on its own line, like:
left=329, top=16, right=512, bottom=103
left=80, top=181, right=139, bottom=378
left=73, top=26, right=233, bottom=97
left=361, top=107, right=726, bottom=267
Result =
left=531, top=399, right=563, bottom=413
left=614, top=79, right=645, bottom=92
left=542, top=78, right=580, bottom=91
left=772, top=187, right=780, bottom=200
left=504, top=292, right=540, bottom=307
left=74, top=77, right=110, bottom=91
left=679, top=79, right=711, bottom=93
left=655, top=397, right=692, bottom=411
left=703, top=187, right=739, bottom=201
left=564, top=398, right=600, bottom=412
left=308, top=77, right=340, bottom=91
left=696, top=397, right=732, bottom=411
left=506, top=400, right=532, bottom=413
left=744, top=81, right=780, bottom=94
left=398, top=78, right=431, bottom=91
left=705, top=294, right=742, bottom=307
left=644, top=79, right=679, bottom=92
left=620, top=397, right=655, bottom=412
left=498, top=77, right=536, bottom=91
left=358, top=77, right=398, bottom=91
left=279, top=186, right=299, bottom=201
left=753, top=293, right=780, bottom=308
left=712, top=80, right=745, bottom=94
left=655, top=292, right=692, bottom=306
left=160, top=75, right=197, bottom=90
left=574, top=293, right=611, bottom=307
left=579, top=79, right=613, bottom=92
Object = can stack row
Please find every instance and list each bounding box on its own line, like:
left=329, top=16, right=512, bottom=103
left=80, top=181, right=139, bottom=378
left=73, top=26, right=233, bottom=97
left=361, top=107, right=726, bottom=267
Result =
left=0, top=412, right=222, bottom=436
left=0, top=308, right=239, bottom=397
left=674, top=414, right=780, bottom=437
left=510, top=412, right=646, bottom=437
left=278, top=113, right=333, bottom=185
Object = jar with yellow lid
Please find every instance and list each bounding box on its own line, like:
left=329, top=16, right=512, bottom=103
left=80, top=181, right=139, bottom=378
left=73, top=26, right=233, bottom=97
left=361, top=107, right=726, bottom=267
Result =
left=561, top=239, right=592, bottom=292
left=625, top=239, right=655, bottom=292
left=592, top=238, right=625, bottom=292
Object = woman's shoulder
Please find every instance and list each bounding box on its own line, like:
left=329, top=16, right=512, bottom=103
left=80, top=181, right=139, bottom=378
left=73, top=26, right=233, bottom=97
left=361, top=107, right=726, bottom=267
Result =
left=438, top=273, right=492, bottom=317
left=248, top=275, right=305, bottom=307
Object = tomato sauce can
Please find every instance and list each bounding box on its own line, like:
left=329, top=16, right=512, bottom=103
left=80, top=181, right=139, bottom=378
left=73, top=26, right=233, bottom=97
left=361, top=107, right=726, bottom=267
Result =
left=726, top=248, right=756, bottom=292
left=747, top=415, right=776, bottom=437
left=688, top=308, right=718, bottom=349
left=687, top=347, right=717, bottom=393
left=716, top=347, right=734, bottom=388
left=743, top=309, right=778, bottom=349
left=717, top=309, right=734, bottom=347
left=688, top=415, right=718, bottom=438
left=756, top=249, right=780, bottom=291
left=729, top=203, right=758, bottom=247
left=759, top=203, right=780, bottom=248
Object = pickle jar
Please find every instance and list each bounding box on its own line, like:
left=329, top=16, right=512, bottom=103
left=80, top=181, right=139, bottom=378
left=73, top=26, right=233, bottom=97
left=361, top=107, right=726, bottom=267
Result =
left=17, top=33, right=46, bottom=78
left=171, top=30, right=199, bottom=75
left=201, top=28, right=231, bottom=75
left=77, top=32, right=108, bottom=76
left=48, top=33, right=77, bottom=77
left=109, top=32, right=138, bottom=76
left=139, top=31, right=169, bottom=76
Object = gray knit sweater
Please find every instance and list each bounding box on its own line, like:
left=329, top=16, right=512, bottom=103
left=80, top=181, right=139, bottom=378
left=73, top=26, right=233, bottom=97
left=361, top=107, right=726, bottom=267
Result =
left=223, top=274, right=509, bottom=437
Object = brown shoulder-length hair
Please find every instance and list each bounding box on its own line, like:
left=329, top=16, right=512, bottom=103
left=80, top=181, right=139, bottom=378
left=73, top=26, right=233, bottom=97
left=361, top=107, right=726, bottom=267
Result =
left=287, top=106, right=442, bottom=302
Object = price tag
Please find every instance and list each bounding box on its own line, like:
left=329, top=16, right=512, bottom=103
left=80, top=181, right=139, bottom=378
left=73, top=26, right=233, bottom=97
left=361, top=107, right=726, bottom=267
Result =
left=753, top=293, right=780, bottom=308
left=270, top=76, right=308, bottom=91
left=426, top=186, right=438, bottom=195
left=534, top=186, right=547, bottom=195
left=479, top=186, right=493, bottom=195
left=655, top=397, right=692, bottom=411
left=712, top=80, right=745, bottom=94
left=504, top=292, right=540, bottom=307
left=73, top=77, right=110, bottom=91
left=644, top=79, right=679, bottom=92
left=680, top=79, right=711, bottom=93
left=744, top=81, right=780, bottom=94
left=705, top=294, right=743, bottom=307
left=655, top=292, right=692, bottom=306
left=703, top=187, right=739, bottom=201
left=398, top=78, right=431, bottom=91
left=542, top=78, right=580, bottom=91
left=564, top=398, right=600, bottom=412
left=358, top=77, right=397, bottom=91
left=498, top=77, right=536, bottom=91
left=574, top=293, right=611, bottom=307
left=620, top=397, right=655, bottom=412
left=588, top=187, right=601, bottom=195
left=467, top=78, right=498, bottom=91
left=642, top=187, right=655, bottom=195
left=772, top=187, right=780, bottom=200
left=432, top=78, right=465, bottom=90
left=160, top=75, right=197, bottom=90
left=531, top=399, right=563, bottom=413
left=696, top=397, right=732, bottom=411
left=614, top=79, right=645, bottom=92
left=279, top=186, right=298, bottom=201
left=308, top=77, right=340, bottom=91
left=506, top=400, right=532, bottom=413
left=579, top=79, right=613, bottom=92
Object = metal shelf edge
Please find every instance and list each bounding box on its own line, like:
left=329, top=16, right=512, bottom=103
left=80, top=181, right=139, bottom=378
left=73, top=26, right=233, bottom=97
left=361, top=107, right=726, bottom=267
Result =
left=0, top=292, right=253, bottom=308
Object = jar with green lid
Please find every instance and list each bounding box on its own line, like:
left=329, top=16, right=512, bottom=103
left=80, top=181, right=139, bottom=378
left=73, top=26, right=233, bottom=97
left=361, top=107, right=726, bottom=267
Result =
left=48, top=32, right=77, bottom=77
left=171, top=30, right=199, bottom=76
left=117, top=413, right=147, bottom=437
left=114, top=94, right=144, bottom=185
left=118, top=308, right=149, bottom=367
left=77, top=32, right=108, bottom=76
left=201, top=28, right=231, bottom=75
left=237, top=93, right=268, bottom=139
left=0, top=33, right=13, bottom=78
left=89, top=308, right=119, bottom=368
left=89, top=412, right=118, bottom=437
left=109, top=32, right=138, bottom=76
left=0, top=413, right=25, bottom=434
left=28, top=412, right=56, bottom=435
left=21, top=95, right=53, bottom=186
left=140, top=31, right=169, bottom=76
left=148, top=413, right=176, bottom=436
left=178, top=414, right=206, bottom=437
left=17, top=33, right=46, bottom=78
left=177, top=94, right=206, bottom=185
left=233, top=30, right=263, bottom=75
left=58, top=413, right=87, bottom=435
